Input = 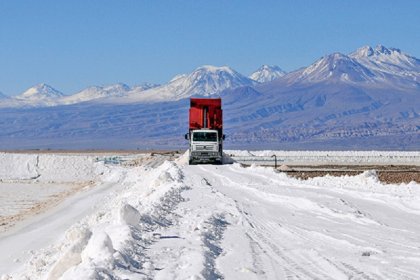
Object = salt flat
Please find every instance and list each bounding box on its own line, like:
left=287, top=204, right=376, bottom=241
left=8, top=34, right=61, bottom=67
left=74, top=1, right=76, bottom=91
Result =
left=0, top=182, right=88, bottom=233
left=0, top=151, right=419, bottom=279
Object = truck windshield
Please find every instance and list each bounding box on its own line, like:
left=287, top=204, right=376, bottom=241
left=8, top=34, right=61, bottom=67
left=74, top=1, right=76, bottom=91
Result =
left=193, top=132, right=217, bottom=142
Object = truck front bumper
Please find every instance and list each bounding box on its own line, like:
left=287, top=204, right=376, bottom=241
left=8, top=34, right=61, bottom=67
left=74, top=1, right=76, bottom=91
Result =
left=190, top=151, right=222, bottom=163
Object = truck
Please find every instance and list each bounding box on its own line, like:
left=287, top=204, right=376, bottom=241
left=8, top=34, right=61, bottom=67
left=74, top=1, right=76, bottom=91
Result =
left=185, top=98, right=225, bottom=164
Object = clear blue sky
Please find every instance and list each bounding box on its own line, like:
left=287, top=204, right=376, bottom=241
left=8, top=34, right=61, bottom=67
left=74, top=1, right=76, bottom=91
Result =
left=1, top=0, right=419, bottom=96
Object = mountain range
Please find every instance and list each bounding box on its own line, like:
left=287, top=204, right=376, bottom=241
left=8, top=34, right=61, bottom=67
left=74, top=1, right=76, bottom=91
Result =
left=0, top=65, right=261, bottom=106
left=0, top=45, right=418, bottom=150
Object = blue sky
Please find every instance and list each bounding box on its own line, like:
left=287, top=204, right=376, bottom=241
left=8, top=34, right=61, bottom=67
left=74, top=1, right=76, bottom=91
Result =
left=1, top=0, right=419, bottom=95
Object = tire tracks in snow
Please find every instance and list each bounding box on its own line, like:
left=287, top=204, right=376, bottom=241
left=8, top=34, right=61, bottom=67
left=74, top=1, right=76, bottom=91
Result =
left=193, top=164, right=401, bottom=279
left=197, top=167, right=336, bottom=279
left=147, top=167, right=234, bottom=279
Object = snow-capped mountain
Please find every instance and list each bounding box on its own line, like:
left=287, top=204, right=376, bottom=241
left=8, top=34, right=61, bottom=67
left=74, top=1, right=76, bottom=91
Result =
left=61, top=83, right=161, bottom=105
left=0, top=82, right=161, bottom=107
left=16, top=83, right=64, bottom=101
left=249, top=65, right=286, bottom=83
left=274, top=45, right=420, bottom=89
left=1, top=83, right=66, bottom=107
left=61, top=83, right=131, bottom=105
left=283, top=53, right=377, bottom=84
left=350, top=45, right=420, bottom=80
left=128, top=65, right=257, bottom=102
left=131, top=83, right=160, bottom=92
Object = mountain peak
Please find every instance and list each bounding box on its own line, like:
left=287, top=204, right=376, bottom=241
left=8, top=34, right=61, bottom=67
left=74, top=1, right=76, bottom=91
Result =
left=352, top=46, right=374, bottom=58
left=129, top=65, right=256, bottom=102
left=186, top=65, right=255, bottom=93
left=250, top=65, right=286, bottom=83
left=374, top=44, right=392, bottom=55
left=60, top=83, right=133, bottom=105
left=297, top=52, right=375, bottom=83
left=17, top=83, right=64, bottom=100
left=194, top=65, right=236, bottom=75
left=170, top=65, right=255, bottom=97
left=351, top=44, right=404, bottom=58
left=350, top=45, right=420, bottom=81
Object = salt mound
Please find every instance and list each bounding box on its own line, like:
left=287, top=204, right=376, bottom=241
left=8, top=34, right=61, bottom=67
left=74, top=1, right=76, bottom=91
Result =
left=81, top=231, right=115, bottom=268
left=118, top=203, right=141, bottom=227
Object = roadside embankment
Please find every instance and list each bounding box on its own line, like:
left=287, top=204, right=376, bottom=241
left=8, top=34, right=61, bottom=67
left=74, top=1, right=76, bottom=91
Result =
left=0, top=153, right=101, bottom=182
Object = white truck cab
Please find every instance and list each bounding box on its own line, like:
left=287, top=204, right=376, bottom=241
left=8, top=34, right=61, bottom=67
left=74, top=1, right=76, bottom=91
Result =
left=188, top=129, right=222, bottom=164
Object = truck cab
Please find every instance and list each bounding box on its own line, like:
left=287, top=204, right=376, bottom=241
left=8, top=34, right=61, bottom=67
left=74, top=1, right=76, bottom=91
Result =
left=188, top=129, right=222, bottom=164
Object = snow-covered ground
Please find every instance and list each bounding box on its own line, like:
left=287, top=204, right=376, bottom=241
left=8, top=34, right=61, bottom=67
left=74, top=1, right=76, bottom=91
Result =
left=0, top=153, right=105, bottom=235
left=1, top=151, right=420, bottom=279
